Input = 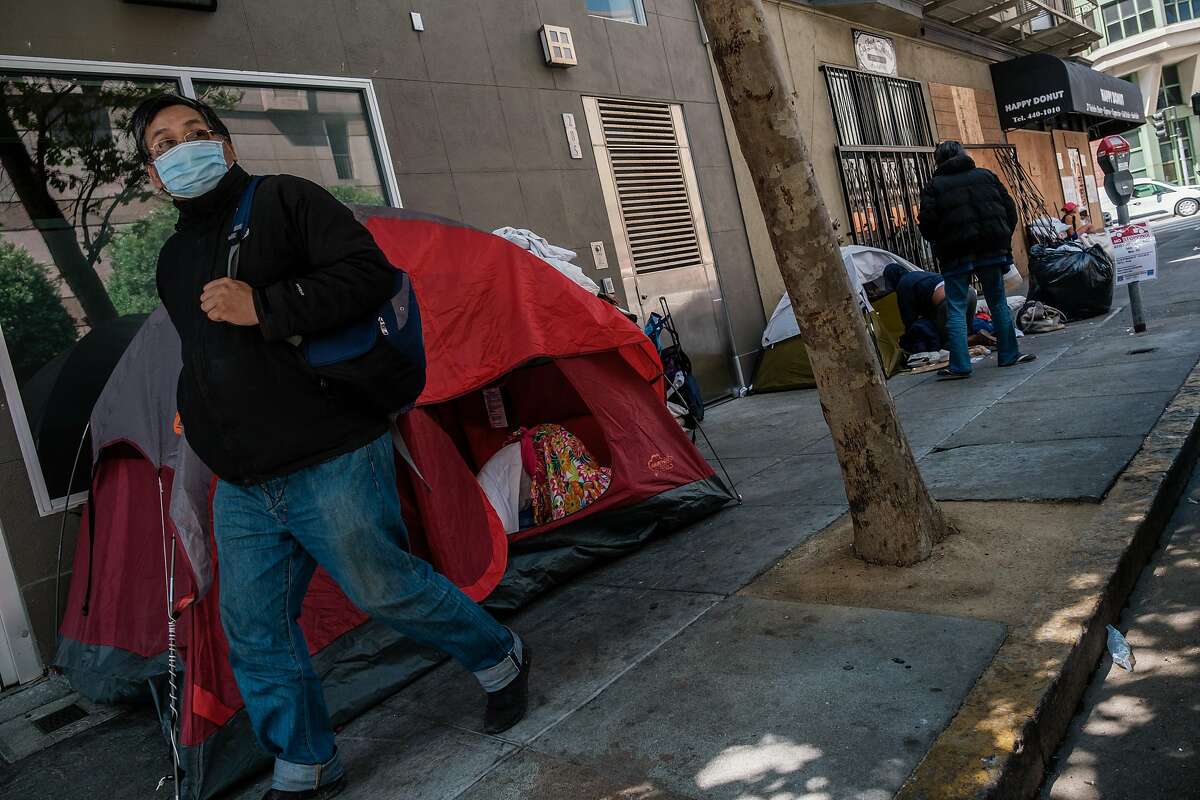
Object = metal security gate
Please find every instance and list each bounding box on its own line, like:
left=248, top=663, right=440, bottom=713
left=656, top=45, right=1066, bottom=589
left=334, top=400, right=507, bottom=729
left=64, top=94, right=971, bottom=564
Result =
left=823, top=66, right=938, bottom=269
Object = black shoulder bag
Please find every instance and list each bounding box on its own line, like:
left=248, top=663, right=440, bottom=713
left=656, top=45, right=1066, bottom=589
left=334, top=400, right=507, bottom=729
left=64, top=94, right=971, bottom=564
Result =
left=228, top=177, right=426, bottom=415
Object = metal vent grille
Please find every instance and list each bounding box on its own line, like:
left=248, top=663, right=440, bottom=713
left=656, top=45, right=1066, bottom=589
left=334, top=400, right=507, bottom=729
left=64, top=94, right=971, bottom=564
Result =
left=32, top=703, right=88, bottom=734
left=595, top=98, right=702, bottom=274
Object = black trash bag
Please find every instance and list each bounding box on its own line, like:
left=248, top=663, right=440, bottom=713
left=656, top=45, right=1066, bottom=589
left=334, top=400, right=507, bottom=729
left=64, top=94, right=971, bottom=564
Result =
left=1029, top=241, right=1115, bottom=320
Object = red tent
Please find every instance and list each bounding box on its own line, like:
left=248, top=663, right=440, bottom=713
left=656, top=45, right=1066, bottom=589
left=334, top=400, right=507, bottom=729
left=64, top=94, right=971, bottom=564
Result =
left=55, top=210, right=732, bottom=799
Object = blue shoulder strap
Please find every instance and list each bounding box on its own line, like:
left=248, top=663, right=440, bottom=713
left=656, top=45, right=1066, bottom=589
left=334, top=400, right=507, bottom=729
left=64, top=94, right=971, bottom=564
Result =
left=226, top=175, right=264, bottom=280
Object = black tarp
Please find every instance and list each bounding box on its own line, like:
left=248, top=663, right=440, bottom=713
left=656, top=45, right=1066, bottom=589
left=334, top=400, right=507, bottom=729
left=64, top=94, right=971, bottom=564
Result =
left=991, top=53, right=1144, bottom=137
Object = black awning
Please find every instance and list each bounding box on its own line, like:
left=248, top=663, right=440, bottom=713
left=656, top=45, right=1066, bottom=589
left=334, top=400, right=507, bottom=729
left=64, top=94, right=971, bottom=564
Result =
left=990, top=53, right=1143, bottom=137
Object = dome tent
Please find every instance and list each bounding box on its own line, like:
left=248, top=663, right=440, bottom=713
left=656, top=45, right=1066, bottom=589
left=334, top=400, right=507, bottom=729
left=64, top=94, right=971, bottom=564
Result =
left=54, top=208, right=733, bottom=799
left=753, top=246, right=918, bottom=393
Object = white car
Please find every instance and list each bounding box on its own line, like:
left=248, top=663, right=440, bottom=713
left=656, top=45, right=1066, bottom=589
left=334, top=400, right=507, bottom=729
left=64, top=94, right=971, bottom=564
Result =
left=1128, top=179, right=1200, bottom=219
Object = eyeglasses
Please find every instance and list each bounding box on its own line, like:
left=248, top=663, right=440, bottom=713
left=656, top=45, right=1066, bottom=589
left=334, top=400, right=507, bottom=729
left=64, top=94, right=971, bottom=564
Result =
left=149, top=129, right=223, bottom=159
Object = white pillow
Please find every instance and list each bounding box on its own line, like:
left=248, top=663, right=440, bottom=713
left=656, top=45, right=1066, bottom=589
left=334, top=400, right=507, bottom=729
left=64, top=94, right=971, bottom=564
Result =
left=476, top=443, right=525, bottom=534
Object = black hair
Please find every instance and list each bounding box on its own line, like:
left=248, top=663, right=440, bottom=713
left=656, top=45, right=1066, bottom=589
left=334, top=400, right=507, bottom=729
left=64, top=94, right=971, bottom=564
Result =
left=934, top=140, right=965, bottom=166
left=130, top=93, right=230, bottom=161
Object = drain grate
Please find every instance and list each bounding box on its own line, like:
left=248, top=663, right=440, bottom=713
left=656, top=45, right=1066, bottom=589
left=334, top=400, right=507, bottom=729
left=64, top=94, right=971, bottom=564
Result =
left=31, top=703, right=87, bottom=734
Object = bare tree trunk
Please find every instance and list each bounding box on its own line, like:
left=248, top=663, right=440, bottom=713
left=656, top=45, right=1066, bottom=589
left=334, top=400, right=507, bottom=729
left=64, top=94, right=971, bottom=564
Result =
left=697, top=0, right=951, bottom=564
left=0, top=92, right=118, bottom=327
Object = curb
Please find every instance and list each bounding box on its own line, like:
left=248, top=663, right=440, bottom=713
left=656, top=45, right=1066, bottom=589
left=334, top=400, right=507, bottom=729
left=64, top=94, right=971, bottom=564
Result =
left=896, top=359, right=1200, bottom=800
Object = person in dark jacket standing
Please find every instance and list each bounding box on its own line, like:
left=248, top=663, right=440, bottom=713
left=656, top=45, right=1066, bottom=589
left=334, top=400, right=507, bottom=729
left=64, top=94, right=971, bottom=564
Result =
left=133, top=95, right=530, bottom=800
left=917, top=141, right=1035, bottom=378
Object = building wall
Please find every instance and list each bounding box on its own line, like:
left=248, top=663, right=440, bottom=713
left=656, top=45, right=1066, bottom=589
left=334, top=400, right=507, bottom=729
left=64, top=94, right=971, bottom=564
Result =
left=722, top=2, right=1000, bottom=315
left=0, top=0, right=765, bottom=663
left=1089, top=16, right=1200, bottom=184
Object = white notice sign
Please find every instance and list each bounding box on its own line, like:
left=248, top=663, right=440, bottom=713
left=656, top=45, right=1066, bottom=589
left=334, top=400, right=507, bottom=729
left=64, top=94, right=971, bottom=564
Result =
left=1084, top=175, right=1099, bottom=204
left=1061, top=176, right=1080, bottom=206
left=1110, top=223, right=1157, bottom=286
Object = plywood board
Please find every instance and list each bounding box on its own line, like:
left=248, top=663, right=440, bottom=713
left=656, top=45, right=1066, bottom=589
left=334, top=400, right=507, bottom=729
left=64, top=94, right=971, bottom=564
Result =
left=952, top=85, right=985, bottom=144
left=930, top=82, right=993, bottom=144
left=1008, top=129, right=1064, bottom=211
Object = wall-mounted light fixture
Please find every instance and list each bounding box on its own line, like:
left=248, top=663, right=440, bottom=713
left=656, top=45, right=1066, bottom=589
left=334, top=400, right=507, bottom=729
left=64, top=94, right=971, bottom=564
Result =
left=539, top=25, right=577, bottom=68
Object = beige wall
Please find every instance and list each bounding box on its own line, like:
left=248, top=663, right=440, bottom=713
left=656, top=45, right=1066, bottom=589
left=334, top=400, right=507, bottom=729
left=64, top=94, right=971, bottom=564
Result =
left=719, top=2, right=999, bottom=315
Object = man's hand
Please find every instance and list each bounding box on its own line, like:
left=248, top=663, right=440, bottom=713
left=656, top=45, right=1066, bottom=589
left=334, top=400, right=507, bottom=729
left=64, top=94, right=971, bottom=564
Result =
left=201, top=278, right=259, bottom=326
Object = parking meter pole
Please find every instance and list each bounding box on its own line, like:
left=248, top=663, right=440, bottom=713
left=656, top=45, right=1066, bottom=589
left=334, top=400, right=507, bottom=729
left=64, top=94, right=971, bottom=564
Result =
left=1098, top=134, right=1147, bottom=334
left=1117, top=203, right=1148, bottom=333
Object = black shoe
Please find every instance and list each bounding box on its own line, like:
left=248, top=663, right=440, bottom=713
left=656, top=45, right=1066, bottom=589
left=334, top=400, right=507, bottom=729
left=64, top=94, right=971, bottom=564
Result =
left=999, top=353, right=1037, bottom=367
left=484, top=645, right=532, bottom=735
left=262, top=776, right=346, bottom=800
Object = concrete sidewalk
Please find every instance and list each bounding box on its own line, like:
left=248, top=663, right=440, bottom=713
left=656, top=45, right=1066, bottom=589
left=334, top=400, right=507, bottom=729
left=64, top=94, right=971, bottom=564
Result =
left=4, top=266, right=1200, bottom=799
left=224, top=278, right=1200, bottom=798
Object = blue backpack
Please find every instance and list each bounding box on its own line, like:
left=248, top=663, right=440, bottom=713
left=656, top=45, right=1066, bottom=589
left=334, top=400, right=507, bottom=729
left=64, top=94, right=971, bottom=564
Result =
left=228, top=176, right=426, bottom=414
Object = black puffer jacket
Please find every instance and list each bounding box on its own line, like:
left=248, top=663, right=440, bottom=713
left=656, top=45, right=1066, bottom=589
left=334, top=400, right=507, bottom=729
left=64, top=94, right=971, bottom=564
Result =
left=918, top=154, right=1018, bottom=267
left=156, top=164, right=396, bottom=484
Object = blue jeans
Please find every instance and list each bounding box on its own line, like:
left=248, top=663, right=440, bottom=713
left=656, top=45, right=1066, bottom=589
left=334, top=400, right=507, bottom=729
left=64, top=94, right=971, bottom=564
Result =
left=213, top=433, right=520, bottom=793
left=943, top=266, right=1021, bottom=375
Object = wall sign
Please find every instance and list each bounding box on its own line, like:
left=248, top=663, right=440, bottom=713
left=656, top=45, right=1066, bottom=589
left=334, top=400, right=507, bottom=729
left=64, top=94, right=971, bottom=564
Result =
left=562, top=113, right=583, bottom=159
left=853, top=31, right=897, bottom=77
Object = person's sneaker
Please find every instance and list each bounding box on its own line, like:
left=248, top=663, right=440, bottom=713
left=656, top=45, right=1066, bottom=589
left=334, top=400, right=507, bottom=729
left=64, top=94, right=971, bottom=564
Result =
left=999, top=353, right=1037, bottom=367
left=484, top=645, right=532, bottom=735
left=261, top=776, right=346, bottom=800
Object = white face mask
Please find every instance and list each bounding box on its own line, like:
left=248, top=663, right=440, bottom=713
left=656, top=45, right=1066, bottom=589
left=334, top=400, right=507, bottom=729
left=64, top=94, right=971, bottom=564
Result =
left=154, top=140, right=230, bottom=198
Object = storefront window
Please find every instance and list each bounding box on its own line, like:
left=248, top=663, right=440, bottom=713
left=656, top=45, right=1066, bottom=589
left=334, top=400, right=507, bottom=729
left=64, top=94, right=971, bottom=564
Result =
left=0, top=72, right=178, bottom=503
left=0, top=60, right=396, bottom=514
left=1164, top=0, right=1200, bottom=23
left=192, top=83, right=387, bottom=205
left=1101, top=0, right=1157, bottom=42
left=586, top=0, right=647, bottom=25
left=1157, top=64, right=1184, bottom=109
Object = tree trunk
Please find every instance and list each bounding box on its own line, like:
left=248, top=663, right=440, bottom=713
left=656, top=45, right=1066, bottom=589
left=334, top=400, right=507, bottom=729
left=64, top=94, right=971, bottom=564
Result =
left=0, top=92, right=118, bottom=327
left=697, top=0, right=951, bottom=564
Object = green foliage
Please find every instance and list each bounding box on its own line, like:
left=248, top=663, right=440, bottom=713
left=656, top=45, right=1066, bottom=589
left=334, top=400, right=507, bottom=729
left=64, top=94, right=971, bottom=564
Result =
left=0, top=241, right=77, bottom=382
left=107, top=203, right=178, bottom=315
left=326, top=184, right=386, bottom=206
left=0, top=79, right=242, bottom=315
left=0, top=77, right=168, bottom=267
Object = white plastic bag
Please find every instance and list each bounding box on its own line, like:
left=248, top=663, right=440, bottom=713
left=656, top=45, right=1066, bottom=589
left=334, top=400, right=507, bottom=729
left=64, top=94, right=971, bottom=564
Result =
left=1106, top=624, right=1136, bottom=672
left=492, top=227, right=601, bottom=295
left=1003, top=263, right=1024, bottom=292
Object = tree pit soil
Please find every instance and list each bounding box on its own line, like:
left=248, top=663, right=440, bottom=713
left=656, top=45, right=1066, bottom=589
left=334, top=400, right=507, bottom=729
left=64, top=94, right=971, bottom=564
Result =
left=741, top=501, right=1100, bottom=626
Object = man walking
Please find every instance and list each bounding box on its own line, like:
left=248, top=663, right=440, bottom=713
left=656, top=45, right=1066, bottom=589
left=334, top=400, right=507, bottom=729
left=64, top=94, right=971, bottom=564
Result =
left=133, top=94, right=530, bottom=800
left=917, top=140, right=1036, bottom=379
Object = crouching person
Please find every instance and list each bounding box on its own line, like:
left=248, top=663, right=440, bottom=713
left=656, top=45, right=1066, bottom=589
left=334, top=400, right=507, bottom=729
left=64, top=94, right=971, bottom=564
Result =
left=134, top=94, right=531, bottom=800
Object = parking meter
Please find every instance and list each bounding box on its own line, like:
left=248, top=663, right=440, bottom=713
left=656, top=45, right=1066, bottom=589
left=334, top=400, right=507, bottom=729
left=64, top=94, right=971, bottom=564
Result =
left=1096, top=135, right=1134, bottom=208
left=1095, top=134, right=1147, bottom=332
